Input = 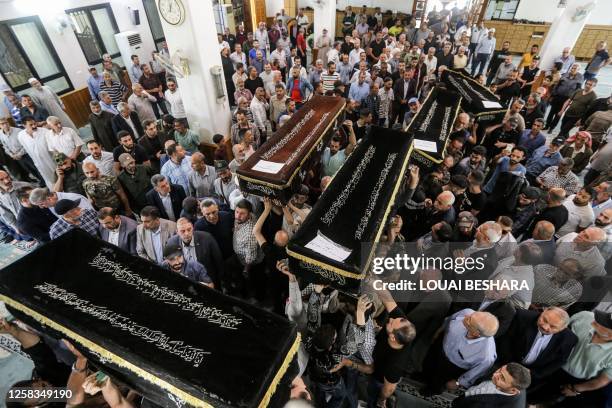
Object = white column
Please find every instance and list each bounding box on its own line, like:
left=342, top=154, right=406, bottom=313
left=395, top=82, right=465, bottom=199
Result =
left=313, top=0, right=337, bottom=41
left=158, top=0, right=231, bottom=143
left=538, top=0, right=598, bottom=71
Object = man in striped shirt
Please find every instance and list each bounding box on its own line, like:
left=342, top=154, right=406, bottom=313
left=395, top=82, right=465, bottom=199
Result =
left=320, top=62, right=340, bottom=94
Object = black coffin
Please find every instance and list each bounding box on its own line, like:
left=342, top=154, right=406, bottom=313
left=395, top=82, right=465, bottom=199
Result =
left=0, top=230, right=299, bottom=408
left=287, top=126, right=413, bottom=294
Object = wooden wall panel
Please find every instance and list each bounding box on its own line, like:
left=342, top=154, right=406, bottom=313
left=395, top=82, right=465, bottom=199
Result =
left=60, top=87, right=91, bottom=129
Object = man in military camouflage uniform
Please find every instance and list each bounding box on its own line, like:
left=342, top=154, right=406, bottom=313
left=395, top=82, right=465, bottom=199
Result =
left=82, top=162, right=133, bottom=217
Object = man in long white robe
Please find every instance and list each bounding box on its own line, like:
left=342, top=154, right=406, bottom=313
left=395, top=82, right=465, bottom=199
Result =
left=27, top=78, right=77, bottom=130
left=17, top=117, right=56, bottom=189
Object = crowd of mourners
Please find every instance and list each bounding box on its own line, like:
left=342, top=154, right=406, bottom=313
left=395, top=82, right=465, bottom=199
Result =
left=2, top=4, right=612, bottom=408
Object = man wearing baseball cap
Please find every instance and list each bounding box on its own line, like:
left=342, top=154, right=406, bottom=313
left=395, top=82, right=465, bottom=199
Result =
left=49, top=199, right=100, bottom=240
left=213, top=160, right=237, bottom=206
left=403, top=97, right=420, bottom=127
left=529, top=309, right=612, bottom=405
left=161, top=244, right=213, bottom=287
left=525, top=137, right=564, bottom=185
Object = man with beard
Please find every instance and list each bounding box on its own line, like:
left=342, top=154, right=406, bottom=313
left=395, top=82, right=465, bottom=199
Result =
left=117, top=153, right=153, bottom=213
left=282, top=185, right=311, bottom=237
left=162, top=244, right=213, bottom=287
left=486, top=40, right=511, bottom=86
left=595, top=208, right=612, bottom=261
left=557, top=187, right=595, bottom=237
left=517, top=118, right=546, bottom=158
left=166, top=217, right=223, bottom=289
left=454, top=146, right=487, bottom=177
left=112, top=130, right=150, bottom=174
left=213, top=160, right=238, bottom=208
left=82, top=162, right=133, bottom=216
left=97, top=206, right=137, bottom=255
left=536, top=159, right=582, bottom=195
left=139, top=119, right=170, bottom=173
left=195, top=199, right=234, bottom=260
left=592, top=181, right=611, bottom=217
left=483, top=146, right=526, bottom=195
left=321, top=121, right=357, bottom=177
left=510, top=187, right=540, bottom=237
left=528, top=188, right=569, bottom=238
left=52, top=153, right=86, bottom=196
left=83, top=140, right=114, bottom=176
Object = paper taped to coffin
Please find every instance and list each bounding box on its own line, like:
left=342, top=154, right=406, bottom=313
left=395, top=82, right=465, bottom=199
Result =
left=0, top=229, right=299, bottom=408
left=405, top=86, right=462, bottom=173
left=287, top=126, right=413, bottom=294
left=237, top=95, right=345, bottom=203
left=440, top=68, right=507, bottom=124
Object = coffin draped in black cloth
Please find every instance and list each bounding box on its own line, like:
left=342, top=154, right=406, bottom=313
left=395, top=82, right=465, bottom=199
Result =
left=440, top=68, right=507, bottom=124
left=237, top=95, right=345, bottom=203
left=0, top=229, right=299, bottom=408
left=286, top=126, right=413, bottom=294
left=405, top=86, right=462, bottom=173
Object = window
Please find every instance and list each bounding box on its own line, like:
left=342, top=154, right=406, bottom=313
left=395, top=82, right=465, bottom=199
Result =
left=66, top=3, right=120, bottom=66
left=484, top=0, right=521, bottom=21
left=0, top=16, right=72, bottom=94
left=142, top=0, right=165, bottom=50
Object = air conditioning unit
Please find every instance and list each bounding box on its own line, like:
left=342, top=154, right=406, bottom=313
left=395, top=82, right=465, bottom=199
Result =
left=114, top=31, right=145, bottom=69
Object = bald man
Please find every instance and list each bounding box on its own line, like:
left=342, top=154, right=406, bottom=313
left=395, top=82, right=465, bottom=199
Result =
left=524, top=220, right=556, bottom=263
left=82, top=162, right=132, bottom=215
left=497, top=307, right=577, bottom=396
left=421, top=309, right=498, bottom=395
left=188, top=152, right=215, bottom=198
left=595, top=208, right=612, bottom=260
left=555, top=226, right=606, bottom=278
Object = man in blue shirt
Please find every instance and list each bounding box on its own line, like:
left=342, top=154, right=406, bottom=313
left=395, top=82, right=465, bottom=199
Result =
left=348, top=71, right=370, bottom=103
left=484, top=146, right=527, bottom=194
left=525, top=138, right=563, bottom=184
left=518, top=119, right=546, bottom=157
left=87, top=67, right=103, bottom=101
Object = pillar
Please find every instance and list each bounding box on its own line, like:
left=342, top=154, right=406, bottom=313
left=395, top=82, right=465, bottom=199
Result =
left=538, top=0, right=598, bottom=71
left=157, top=0, right=231, bottom=143
left=313, top=0, right=337, bottom=42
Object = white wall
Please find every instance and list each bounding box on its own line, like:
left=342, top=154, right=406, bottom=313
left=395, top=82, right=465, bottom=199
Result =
left=514, top=0, right=612, bottom=25
left=0, top=0, right=158, bottom=91
left=296, top=0, right=415, bottom=14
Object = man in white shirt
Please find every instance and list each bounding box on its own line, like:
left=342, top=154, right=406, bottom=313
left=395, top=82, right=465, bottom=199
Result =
left=230, top=43, right=247, bottom=69
left=592, top=181, right=612, bottom=218
left=45, top=116, right=84, bottom=160
left=83, top=140, right=115, bottom=176
left=558, top=188, right=595, bottom=237
left=296, top=9, right=309, bottom=32
left=18, top=117, right=56, bottom=189
left=29, top=187, right=93, bottom=217
left=0, top=117, right=45, bottom=186
left=250, top=88, right=269, bottom=141
left=269, top=43, right=287, bottom=71
left=164, top=78, right=186, bottom=120
left=349, top=39, right=365, bottom=67
left=254, top=22, right=270, bottom=57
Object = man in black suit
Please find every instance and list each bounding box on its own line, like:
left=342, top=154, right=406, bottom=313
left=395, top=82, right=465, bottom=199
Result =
left=166, top=217, right=224, bottom=289
left=471, top=288, right=516, bottom=338
left=145, top=174, right=186, bottom=222
left=495, top=307, right=578, bottom=396
left=391, top=69, right=417, bottom=126
left=452, top=363, right=531, bottom=408
left=97, top=207, right=138, bottom=255
left=112, top=102, right=144, bottom=140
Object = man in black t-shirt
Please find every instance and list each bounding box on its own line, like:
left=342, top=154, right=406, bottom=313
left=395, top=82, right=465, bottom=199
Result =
left=367, top=288, right=416, bottom=408
left=367, top=31, right=386, bottom=64
left=113, top=131, right=150, bottom=173
left=458, top=170, right=487, bottom=217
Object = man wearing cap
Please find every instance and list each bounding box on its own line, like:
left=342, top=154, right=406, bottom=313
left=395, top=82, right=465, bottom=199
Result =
left=52, top=154, right=86, bottom=196
left=87, top=67, right=103, bottom=101
left=213, top=160, right=238, bottom=207
left=536, top=158, right=582, bottom=195
left=18, top=116, right=56, bottom=190
left=161, top=244, right=213, bottom=287
left=49, top=199, right=100, bottom=240
left=510, top=187, right=540, bottom=237
left=529, top=310, right=612, bottom=405
left=403, top=97, right=420, bottom=128
left=82, top=162, right=133, bottom=216
left=517, top=119, right=546, bottom=158
left=97, top=207, right=137, bottom=255
left=116, top=153, right=153, bottom=214
left=525, top=138, right=563, bottom=184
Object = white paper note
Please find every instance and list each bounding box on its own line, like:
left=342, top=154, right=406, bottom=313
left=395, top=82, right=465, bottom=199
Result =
left=482, top=100, right=503, bottom=109
left=252, top=160, right=285, bottom=174
left=305, top=231, right=352, bottom=263
left=414, top=139, right=438, bottom=153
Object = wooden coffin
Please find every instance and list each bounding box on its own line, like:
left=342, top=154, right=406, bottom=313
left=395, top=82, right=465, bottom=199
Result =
left=236, top=95, right=345, bottom=203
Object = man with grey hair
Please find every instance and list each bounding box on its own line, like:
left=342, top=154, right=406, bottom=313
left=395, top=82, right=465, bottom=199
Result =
left=45, top=116, right=84, bottom=161
left=127, top=83, right=157, bottom=122
left=111, top=102, right=143, bottom=139
left=88, top=100, right=117, bottom=152
left=97, top=90, right=118, bottom=115
left=555, top=226, right=606, bottom=278
left=536, top=158, right=582, bottom=195
left=29, top=187, right=93, bottom=217
left=496, top=307, right=577, bottom=396
left=421, top=309, right=498, bottom=395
